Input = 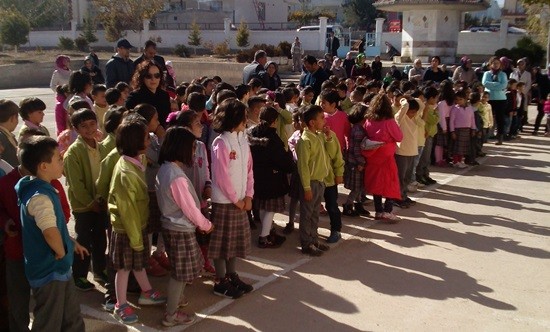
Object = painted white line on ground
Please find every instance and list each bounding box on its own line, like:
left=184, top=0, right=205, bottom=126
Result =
left=244, top=255, right=290, bottom=269
left=237, top=271, right=269, bottom=281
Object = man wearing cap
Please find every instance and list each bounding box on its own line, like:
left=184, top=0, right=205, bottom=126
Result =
left=133, top=40, right=167, bottom=75
left=510, top=58, right=532, bottom=127
left=105, top=38, right=135, bottom=88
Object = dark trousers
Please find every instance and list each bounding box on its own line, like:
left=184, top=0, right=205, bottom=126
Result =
left=533, top=104, right=546, bottom=133
left=31, top=280, right=85, bottom=331
left=5, top=260, right=30, bottom=332
left=324, top=185, right=342, bottom=232
left=73, top=211, right=108, bottom=279
left=299, top=181, right=325, bottom=247
left=373, top=195, right=394, bottom=213
left=416, top=136, right=433, bottom=180
left=489, top=100, right=508, bottom=138
left=0, top=245, right=8, bottom=332
left=395, top=154, right=416, bottom=200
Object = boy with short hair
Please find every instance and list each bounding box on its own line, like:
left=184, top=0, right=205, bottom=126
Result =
left=92, top=85, right=108, bottom=135
left=297, top=105, right=332, bottom=256
left=0, top=99, right=19, bottom=167
left=15, top=135, right=87, bottom=331
left=64, top=109, right=109, bottom=291
left=247, top=96, right=266, bottom=128
left=18, top=97, right=50, bottom=139
left=105, top=88, right=125, bottom=107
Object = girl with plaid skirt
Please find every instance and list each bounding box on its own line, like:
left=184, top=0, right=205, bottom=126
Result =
left=109, top=119, right=166, bottom=324
left=156, top=127, right=213, bottom=327
left=248, top=106, right=296, bottom=248
left=208, top=99, right=254, bottom=299
left=343, top=104, right=370, bottom=217
left=171, top=110, right=216, bottom=276
left=450, top=90, right=477, bottom=168
left=435, top=81, right=455, bottom=167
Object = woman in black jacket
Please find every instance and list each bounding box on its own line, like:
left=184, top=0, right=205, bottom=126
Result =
left=259, top=61, right=282, bottom=91
left=248, top=106, right=295, bottom=248
left=125, top=60, right=171, bottom=127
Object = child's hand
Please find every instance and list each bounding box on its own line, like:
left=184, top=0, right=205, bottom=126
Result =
left=335, top=176, right=343, bottom=185
left=244, top=196, right=253, bottom=211
left=202, top=223, right=214, bottom=234
left=74, top=241, right=90, bottom=260
left=202, top=187, right=212, bottom=200
left=451, top=132, right=457, bottom=140
left=235, top=200, right=245, bottom=210
left=4, top=219, right=18, bottom=237
left=304, top=190, right=313, bottom=202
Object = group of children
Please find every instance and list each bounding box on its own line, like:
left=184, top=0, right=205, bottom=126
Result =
left=0, top=56, right=537, bottom=330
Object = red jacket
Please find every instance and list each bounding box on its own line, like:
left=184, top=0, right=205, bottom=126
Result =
left=0, top=168, right=70, bottom=261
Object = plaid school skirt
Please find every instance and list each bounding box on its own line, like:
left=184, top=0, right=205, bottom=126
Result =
left=162, top=229, right=204, bottom=282
left=344, top=163, right=364, bottom=192
left=110, top=229, right=150, bottom=271
left=147, top=191, right=162, bottom=233
left=208, top=203, right=251, bottom=260
left=435, top=118, right=450, bottom=147
left=258, top=196, right=286, bottom=213
left=453, top=128, right=471, bottom=155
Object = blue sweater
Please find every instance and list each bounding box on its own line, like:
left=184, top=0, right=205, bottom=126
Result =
left=15, top=176, right=74, bottom=288
left=482, top=70, right=508, bottom=101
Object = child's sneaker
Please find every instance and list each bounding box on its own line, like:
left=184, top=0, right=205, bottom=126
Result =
left=74, top=277, right=95, bottom=291
left=102, top=296, right=117, bottom=312
left=153, top=252, right=171, bottom=270
left=326, top=231, right=341, bottom=243
left=138, top=289, right=167, bottom=305
left=201, top=262, right=216, bottom=278
left=213, top=277, right=244, bottom=299
left=227, top=273, right=253, bottom=294
left=113, top=303, right=138, bottom=324
left=342, top=203, right=359, bottom=217
left=301, top=243, right=323, bottom=257
left=353, top=203, right=371, bottom=217
left=162, top=310, right=195, bottom=327
left=380, top=212, right=401, bottom=223
left=407, top=183, right=418, bottom=192
left=314, top=242, right=330, bottom=251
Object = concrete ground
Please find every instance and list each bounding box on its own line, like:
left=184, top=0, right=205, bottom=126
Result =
left=0, top=88, right=549, bottom=331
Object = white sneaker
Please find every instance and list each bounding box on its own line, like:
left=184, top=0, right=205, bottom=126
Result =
left=162, top=310, right=195, bottom=327
left=407, top=183, right=418, bottom=192
left=380, top=212, right=401, bottom=223
left=457, top=162, right=468, bottom=169
left=415, top=180, right=425, bottom=188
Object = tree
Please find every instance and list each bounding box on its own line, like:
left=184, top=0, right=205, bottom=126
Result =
left=522, top=0, right=549, bottom=66
left=81, top=13, right=98, bottom=44
left=0, top=0, right=68, bottom=29
left=342, top=0, right=379, bottom=30
left=236, top=21, right=250, bottom=49
left=0, top=8, right=30, bottom=52
left=464, top=13, right=481, bottom=29
left=188, top=20, right=202, bottom=55
left=92, top=0, right=164, bottom=43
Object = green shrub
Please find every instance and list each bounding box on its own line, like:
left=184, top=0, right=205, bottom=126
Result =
left=58, top=37, right=74, bottom=50
left=277, top=41, right=292, bottom=59
left=236, top=51, right=251, bottom=63
left=252, top=43, right=276, bottom=57
left=74, top=36, right=89, bottom=52
left=213, top=41, right=230, bottom=56
left=173, top=44, right=189, bottom=57
left=495, top=36, right=545, bottom=66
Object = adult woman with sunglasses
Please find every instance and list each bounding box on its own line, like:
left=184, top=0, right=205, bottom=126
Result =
left=126, top=60, right=171, bottom=127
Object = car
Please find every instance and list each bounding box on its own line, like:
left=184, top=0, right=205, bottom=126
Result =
left=297, top=24, right=344, bottom=37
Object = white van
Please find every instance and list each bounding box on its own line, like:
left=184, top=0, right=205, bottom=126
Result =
left=297, top=24, right=344, bottom=37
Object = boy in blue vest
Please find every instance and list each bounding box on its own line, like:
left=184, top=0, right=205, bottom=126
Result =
left=15, top=135, right=88, bottom=331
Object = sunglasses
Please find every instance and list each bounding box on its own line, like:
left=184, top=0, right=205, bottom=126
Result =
left=145, top=72, right=161, bottom=79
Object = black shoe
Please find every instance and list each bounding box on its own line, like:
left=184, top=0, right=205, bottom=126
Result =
left=394, top=200, right=410, bottom=209
left=425, top=177, right=437, bottom=185
left=227, top=273, right=253, bottom=294
left=269, top=229, right=286, bottom=245
left=342, top=203, right=359, bottom=217
left=214, top=277, right=244, bottom=299
left=416, top=177, right=429, bottom=186
left=282, top=222, right=294, bottom=234
left=314, top=242, right=330, bottom=251
left=404, top=197, right=416, bottom=206
left=354, top=203, right=371, bottom=217
left=301, top=243, right=323, bottom=256
left=258, top=236, right=281, bottom=249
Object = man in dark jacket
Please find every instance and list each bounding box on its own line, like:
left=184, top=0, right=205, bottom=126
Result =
left=326, top=31, right=340, bottom=57
left=299, top=55, right=329, bottom=101
left=105, top=38, right=135, bottom=88
left=243, top=50, right=268, bottom=84
left=133, top=40, right=167, bottom=75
